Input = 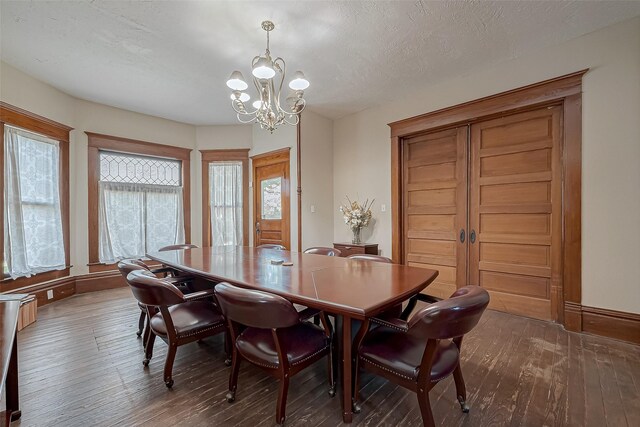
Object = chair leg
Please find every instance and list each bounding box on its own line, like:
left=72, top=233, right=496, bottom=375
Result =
left=327, top=345, right=336, bottom=397
left=352, top=357, right=362, bottom=413
left=275, top=375, right=290, bottom=425
left=226, top=351, right=241, bottom=403
left=137, top=309, right=145, bottom=337
left=142, top=320, right=151, bottom=349
left=143, top=332, right=155, bottom=366
left=163, top=343, right=177, bottom=388
left=224, top=330, right=232, bottom=366
left=453, top=364, right=470, bottom=413
left=417, top=387, right=436, bottom=427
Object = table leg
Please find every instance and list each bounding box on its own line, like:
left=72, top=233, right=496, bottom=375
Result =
left=341, top=316, right=353, bottom=423
left=6, top=331, right=21, bottom=422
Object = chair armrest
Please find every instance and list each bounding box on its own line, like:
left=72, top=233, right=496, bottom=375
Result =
left=369, top=316, right=409, bottom=333
left=297, top=307, right=320, bottom=322
left=415, top=294, right=441, bottom=304
left=183, top=289, right=215, bottom=301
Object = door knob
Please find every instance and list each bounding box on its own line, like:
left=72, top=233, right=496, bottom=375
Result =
left=256, top=222, right=261, bottom=233
left=470, top=229, right=476, bottom=244
left=459, top=229, right=465, bottom=243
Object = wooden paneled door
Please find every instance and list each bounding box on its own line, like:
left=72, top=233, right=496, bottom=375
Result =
left=252, top=149, right=291, bottom=250
left=469, top=107, right=562, bottom=321
left=403, top=126, right=468, bottom=299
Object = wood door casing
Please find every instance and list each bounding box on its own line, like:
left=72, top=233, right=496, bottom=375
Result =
left=252, top=149, right=290, bottom=250
left=469, top=106, right=562, bottom=321
left=403, top=126, right=468, bottom=299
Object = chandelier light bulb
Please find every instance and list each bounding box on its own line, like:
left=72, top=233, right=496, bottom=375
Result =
left=252, top=57, right=276, bottom=79
left=226, top=71, right=248, bottom=91
left=230, top=92, right=250, bottom=103
left=252, top=100, right=265, bottom=109
left=288, top=71, right=309, bottom=90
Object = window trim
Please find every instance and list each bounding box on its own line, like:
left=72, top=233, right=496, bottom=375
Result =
left=200, top=149, right=249, bottom=247
left=0, top=102, right=72, bottom=291
left=87, top=132, right=192, bottom=271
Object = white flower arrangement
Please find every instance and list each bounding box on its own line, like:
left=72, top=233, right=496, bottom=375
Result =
left=339, top=197, right=374, bottom=232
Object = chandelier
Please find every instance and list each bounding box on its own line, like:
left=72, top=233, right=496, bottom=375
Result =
left=225, top=21, right=309, bottom=133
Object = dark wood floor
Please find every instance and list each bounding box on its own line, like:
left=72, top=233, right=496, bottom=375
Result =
left=3, top=288, right=639, bottom=426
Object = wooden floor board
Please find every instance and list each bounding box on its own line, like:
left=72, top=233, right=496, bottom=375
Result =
left=5, top=287, right=639, bottom=426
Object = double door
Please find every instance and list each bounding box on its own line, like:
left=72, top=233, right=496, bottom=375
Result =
left=403, top=106, right=562, bottom=321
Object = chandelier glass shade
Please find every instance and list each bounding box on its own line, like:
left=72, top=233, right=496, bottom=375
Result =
left=226, top=21, right=309, bottom=133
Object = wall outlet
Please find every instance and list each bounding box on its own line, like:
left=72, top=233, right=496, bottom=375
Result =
left=310, top=204, right=316, bottom=213
left=381, top=204, right=387, bottom=212
left=47, top=289, right=54, bottom=300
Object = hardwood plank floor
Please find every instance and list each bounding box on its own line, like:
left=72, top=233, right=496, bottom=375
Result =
left=3, top=288, right=639, bottom=426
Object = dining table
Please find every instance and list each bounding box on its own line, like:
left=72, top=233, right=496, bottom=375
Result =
left=147, top=246, right=438, bottom=423
left=0, top=298, right=21, bottom=426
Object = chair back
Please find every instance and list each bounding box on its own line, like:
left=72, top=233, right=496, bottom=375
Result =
left=159, top=244, right=198, bottom=252
left=304, top=247, right=341, bottom=257
left=408, top=286, right=489, bottom=340
left=117, top=259, right=150, bottom=280
left=347, top=254, right=392, bottom=263
left=126, top=269, right=185, bottom=307
left=215, top=282, right=300, bottom=329
left=257, top=244, right=286, bottom=250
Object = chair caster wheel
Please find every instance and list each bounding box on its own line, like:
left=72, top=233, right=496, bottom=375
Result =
left=142, top=359, right=150, bottom=367
left=352, top=401, right=361, bottom=414
left=458, top=397, right=470, bottom=413
left=165, top=379, right=174, bottom=388
left=224, top=357, right=232, bottom=366
left=226, top=391, right=236, bottom=403
left=328, top=386, right=336, bottom=397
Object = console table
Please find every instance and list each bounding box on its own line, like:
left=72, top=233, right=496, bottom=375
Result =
left=333, top=242, right=379, bottom=257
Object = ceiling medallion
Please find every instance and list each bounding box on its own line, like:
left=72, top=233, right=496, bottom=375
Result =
left=226, top=21, right=309, bottom=133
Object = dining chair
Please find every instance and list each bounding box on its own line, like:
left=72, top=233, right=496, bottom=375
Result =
left=215, top=282, right=335, bottom=425
left=158, top=243, right=199, bottom=251
left=304, top=246, right=341, bottom=256
left=353, top=285, right=489, bottom=426
left=126, top=269, right=229, bottom=388
left=257, top=244, right=286, bottom=250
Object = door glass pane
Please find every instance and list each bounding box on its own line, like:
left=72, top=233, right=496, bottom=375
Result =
left=261, top=177, right=282, bottom=219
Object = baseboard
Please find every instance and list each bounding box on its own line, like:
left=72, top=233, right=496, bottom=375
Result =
left=582, top=306, right=640, bottom=345
left=75, top=271, right=126, bottom=293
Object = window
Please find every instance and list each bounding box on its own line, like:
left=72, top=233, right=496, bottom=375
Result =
left=1, top=103, right=71, bottom=288
left=3, top=126, right=65, bottom=278
left=87, top=132, right=192, bottom=269
left=201, top=149, right=249, bottom=247
left=209, top=161, right=243, bottom=246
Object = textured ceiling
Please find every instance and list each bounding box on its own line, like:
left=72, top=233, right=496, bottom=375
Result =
left=1, top=1, right=639, bottom=125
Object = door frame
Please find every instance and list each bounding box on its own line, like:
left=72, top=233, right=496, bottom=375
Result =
left=388, top=69, right=587, bottom=330
left=251, top=148, right=291, bottom=249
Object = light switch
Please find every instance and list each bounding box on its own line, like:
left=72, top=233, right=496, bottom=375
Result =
left=381, top=204, right=386, bottom=212
left=310, top=205, right=316, bottom=213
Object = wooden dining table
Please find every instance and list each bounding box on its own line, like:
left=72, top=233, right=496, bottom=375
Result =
left=0, top=299, right=21, bottom=426
left=147, top=246, right=438, bottom=423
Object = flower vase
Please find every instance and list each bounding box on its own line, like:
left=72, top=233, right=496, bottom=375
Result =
left=352, top=228, right=362, bottom=244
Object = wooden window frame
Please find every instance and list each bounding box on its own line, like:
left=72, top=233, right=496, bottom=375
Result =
left=0, top=102, right=72, bottom=292
left=87, top=132, right=192, bottom=272
left=388, top=70, right=586, bottom=331
left=200, top=149, right=250, bottom=247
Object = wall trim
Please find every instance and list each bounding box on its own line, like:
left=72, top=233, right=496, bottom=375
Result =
left=582, top=305, right=640, bottom=345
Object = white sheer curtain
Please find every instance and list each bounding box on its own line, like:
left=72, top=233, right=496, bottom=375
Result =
left=209, top=162, right=243, bottom=246
left=3, top=126, right=65, bottom=278
left=98, top=182, right=184, bottom=263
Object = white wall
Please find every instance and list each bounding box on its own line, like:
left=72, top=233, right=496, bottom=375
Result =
left=333, top=16, right=640, bottom=314
left=300, top=110, right=334, bottom=249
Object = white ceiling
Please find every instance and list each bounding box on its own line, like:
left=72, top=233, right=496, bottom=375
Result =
left=1, top=1, right=639, bottom=125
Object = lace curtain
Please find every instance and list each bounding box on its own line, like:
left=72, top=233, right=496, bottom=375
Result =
left=209, top=162, right=243, bottom=246
left=3, top=126, right=65, bottom=278
left=98, top=182, right=185, bottom=263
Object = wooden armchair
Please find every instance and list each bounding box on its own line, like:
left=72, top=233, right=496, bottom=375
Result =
left=126, top=270, right=228, bottom=388
left=215, top=282, right=335, bottom=425
left=304, top=247, right=341, bottom=256
left=353, top=285, right=489, bottom=426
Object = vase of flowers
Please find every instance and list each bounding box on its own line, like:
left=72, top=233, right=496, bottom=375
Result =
left=339, top=197, right=374, bottom=244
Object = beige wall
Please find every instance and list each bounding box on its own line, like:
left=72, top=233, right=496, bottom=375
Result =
left=300, top=110, right=334, bottom=249
left=333, top=16, right=640, bottom=314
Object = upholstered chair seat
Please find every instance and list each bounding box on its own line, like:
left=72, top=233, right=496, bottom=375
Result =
left=149, top=300, right=225, bottom=338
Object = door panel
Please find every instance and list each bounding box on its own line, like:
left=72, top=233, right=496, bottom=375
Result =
left=253, top=152, right=290, bottom=250
left=469, top=107, right=562, bottom=321
left=403, top=126, right=468, bottom=299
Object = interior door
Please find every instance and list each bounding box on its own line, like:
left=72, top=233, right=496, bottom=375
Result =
left=403, top=126, right=468, bottom=299
left=253, top=150, right=290, bottom=249
left=469, top=106, right=562, bottom=321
